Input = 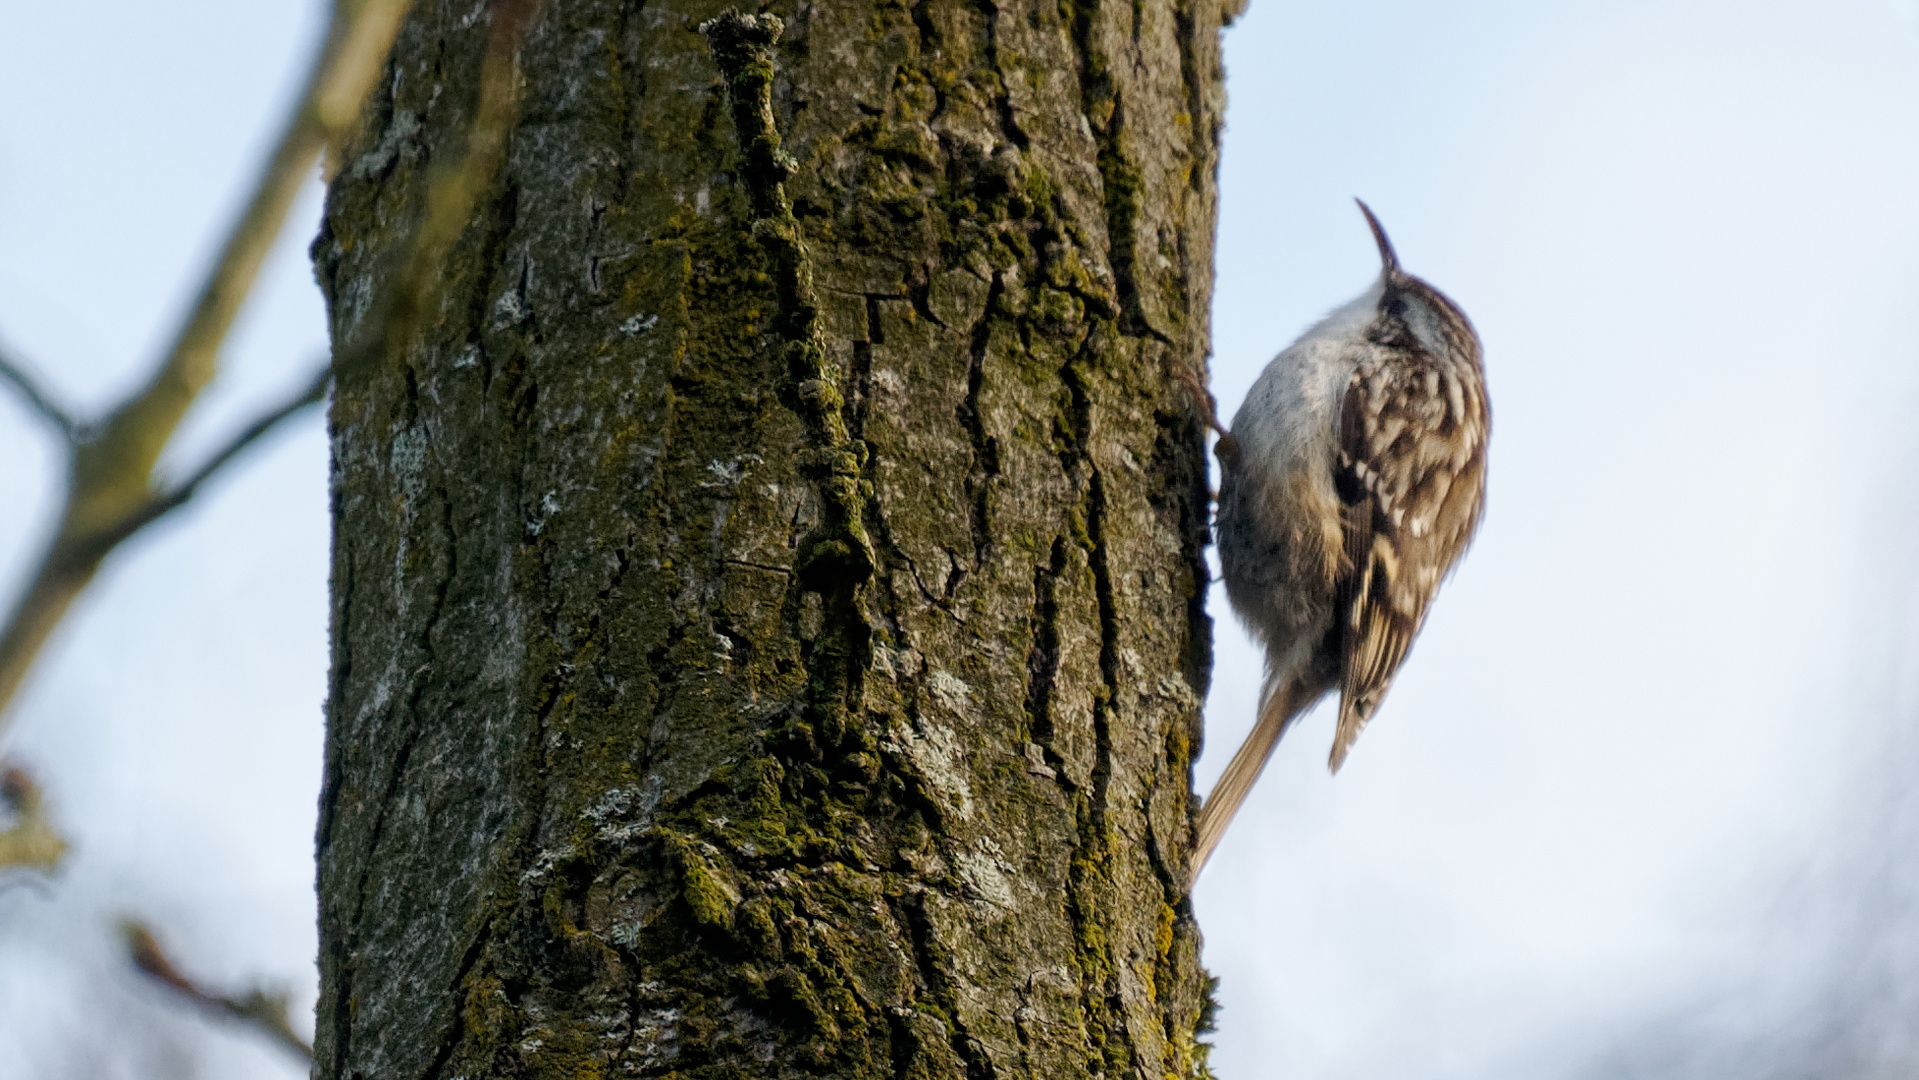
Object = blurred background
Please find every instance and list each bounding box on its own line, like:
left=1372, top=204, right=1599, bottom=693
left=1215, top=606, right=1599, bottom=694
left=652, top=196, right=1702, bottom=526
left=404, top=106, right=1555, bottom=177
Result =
left=0, top=4, right=330, bottom=1076
left=2, top=1, right=1917, bottom=1077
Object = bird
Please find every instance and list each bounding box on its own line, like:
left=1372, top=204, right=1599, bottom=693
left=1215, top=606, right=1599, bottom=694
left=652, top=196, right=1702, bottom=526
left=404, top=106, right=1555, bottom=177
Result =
left=1189, top=200, right=1488, bottom=884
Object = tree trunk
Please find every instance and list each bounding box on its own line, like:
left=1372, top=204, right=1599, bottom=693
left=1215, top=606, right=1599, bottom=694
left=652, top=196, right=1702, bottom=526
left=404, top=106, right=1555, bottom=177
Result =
left=312, top=0, right=1228, bottom=1074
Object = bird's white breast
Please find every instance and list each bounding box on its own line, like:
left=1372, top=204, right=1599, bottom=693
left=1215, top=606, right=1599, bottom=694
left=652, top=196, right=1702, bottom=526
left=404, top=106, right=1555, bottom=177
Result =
left=1230, top=282, right=1382, bottom=494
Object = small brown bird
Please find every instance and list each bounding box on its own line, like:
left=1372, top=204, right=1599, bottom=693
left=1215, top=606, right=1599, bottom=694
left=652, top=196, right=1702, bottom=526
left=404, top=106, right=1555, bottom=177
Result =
left=1191, top=201, right=1488, bottom=883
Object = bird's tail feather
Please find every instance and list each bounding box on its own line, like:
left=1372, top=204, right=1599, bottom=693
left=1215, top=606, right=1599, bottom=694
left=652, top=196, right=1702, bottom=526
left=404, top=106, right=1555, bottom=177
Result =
left=1328, top=696, right=1374, bottom=774
left=1190, top=680, right=1301, bottom=887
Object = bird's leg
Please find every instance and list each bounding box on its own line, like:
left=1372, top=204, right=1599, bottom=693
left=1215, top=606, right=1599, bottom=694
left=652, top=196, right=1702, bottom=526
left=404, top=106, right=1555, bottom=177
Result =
left=1175, top=363, right=1231, bottom=439
left=1175, top=364, right=1224, bottom=434
left=1175, top=364, right=1240, bottom=484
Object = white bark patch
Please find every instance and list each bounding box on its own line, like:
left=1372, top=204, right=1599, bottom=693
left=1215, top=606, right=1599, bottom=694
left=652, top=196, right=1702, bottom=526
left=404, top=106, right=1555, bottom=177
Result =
left=525, top=490, right=560, bottom=536
left=357, top=669, right=395, bottom=729
left=584, top=777, right=664, bottom=844
left=701, top=453, right=762, bottom=487
left=955, top=837, right=1017, bottom=915
left=872, top=644, right=923, bottom=680
left=928, top=669, right=972, bottom=715
left=887, top=718, right=974, bottom=820
left=388, top=425, right=430, bottom=500
left=1154, top=672, right=1198, bottom=708
left=492, top=288, right=526, bottom=328
left=629, top=1003, right=682, bottom=1067
left=869, top=366, right=908, bottom=409
left=1023, top=742, right=1056, bottom=778
left=349, top=108, right=419, bottom=180
left=519, top=844, right=575, bottom=886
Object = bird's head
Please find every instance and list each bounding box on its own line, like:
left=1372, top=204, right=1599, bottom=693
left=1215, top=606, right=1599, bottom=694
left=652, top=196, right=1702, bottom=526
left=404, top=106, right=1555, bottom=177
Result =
left=1355, top=199, right=1479, bottom=363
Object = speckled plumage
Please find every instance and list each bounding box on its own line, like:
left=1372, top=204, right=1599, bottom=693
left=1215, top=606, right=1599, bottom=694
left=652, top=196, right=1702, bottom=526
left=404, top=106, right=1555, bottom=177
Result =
left=1193, top=203, right=1488, bottom=881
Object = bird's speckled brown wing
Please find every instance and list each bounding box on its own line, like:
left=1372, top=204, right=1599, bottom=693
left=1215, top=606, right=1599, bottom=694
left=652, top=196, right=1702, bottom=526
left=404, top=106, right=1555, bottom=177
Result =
left=1329, top=343, right=1488, bottom=771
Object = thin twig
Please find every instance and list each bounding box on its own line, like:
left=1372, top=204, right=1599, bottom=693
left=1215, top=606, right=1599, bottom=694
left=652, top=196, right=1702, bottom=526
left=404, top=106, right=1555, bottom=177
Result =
left=123, top=920, right=313, bottom=1062
left=0, top=346, right=76, bottom=442
left=67, top=367, right=332, bottom=566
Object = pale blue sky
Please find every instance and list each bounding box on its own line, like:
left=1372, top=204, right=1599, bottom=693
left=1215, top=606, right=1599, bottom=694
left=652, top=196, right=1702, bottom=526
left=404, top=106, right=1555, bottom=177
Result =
left=1201, top=2, right=1919, bottom=1076
left=2, top=2, right=1918, bottom=1078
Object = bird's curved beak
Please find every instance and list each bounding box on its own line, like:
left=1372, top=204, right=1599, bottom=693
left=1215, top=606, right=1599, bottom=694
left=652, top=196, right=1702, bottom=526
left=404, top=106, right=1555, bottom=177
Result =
left=1355, top=198, right=1401, bottom=280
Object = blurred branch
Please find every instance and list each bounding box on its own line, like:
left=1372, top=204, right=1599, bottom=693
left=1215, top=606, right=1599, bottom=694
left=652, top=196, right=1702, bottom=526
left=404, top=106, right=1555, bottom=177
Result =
left=0, top=1, right=554, bottom=1068
left=0, top=346, right=78, bottom=442
left=95, top=0, right=412, bottom=496
left=336, top=0, right=551, bottom=381
left=123, top=920, right=312, bottom=1063
left=0, top=0, right=414, bottom=735
left=0, top=766, right=65, bottom=874
left=69, top=365, right=333, bottom=565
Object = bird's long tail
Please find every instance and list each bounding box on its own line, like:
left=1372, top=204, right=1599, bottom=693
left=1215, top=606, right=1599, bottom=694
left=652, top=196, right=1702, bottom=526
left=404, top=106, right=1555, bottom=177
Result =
left=1190, top=680, right=1301, bottom=887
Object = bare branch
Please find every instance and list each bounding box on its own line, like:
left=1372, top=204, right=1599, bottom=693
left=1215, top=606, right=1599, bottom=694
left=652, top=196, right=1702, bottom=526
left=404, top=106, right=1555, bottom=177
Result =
left=123, top=920, right=312, bottom=1062
left=0, top=0, right=552, bottom=739
left=87, top=0, right=413, bottom=494
left=0, top=0, right=413, bottom=729
left=0, top=345, right=77, bottom=442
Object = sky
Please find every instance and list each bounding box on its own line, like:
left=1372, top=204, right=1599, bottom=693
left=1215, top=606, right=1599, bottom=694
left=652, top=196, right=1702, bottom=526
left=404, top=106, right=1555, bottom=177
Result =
left=2, top=1, right=1919, bottom=1078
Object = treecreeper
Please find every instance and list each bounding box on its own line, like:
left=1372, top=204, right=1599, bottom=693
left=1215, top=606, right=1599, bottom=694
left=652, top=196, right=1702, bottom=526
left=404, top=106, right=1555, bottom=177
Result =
left=1191, top=201, right=1489, bottom=883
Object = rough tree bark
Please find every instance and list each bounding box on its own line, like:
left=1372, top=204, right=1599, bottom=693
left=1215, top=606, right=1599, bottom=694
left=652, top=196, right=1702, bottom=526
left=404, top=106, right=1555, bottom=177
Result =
left=313, top=0, right=1231, bottom=1074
